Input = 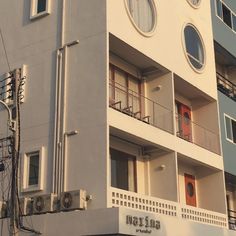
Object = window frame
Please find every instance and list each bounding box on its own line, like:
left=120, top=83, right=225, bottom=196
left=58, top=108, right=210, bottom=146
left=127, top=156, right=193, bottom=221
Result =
left=215, top=0, right=236, bottom=34
left=182, top=23, right=206, bottom=73
left=124, top=0, right=157, bottom=37
left=30, top=0, right=50, bottom=20
left=109, top=64, right=143, bottom=116
left=110, top=148, right=137, bottom=192
left=21, top=146, right=45, bottom=192
left=224, top=114, right=236, bottom=145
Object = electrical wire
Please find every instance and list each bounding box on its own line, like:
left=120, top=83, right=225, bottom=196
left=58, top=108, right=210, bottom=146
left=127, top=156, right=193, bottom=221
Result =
left=0, top=28, right=11, bottom=72
left=15, top=73, right=41, bottom=235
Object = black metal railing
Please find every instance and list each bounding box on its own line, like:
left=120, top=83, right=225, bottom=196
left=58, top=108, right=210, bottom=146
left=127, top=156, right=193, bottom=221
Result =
left=228, top=209, right=236, bottom=230
left=109, top=81, right=173, bottom=134
left=217, top=72, right=236, bottom=102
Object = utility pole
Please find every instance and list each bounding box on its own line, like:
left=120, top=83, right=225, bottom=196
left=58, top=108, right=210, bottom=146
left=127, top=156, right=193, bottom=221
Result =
left=9, top=68, right=20, bottom=236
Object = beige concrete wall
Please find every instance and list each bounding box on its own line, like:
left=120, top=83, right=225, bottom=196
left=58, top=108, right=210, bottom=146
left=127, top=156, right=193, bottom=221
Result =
left=63, top=1, right=108, bottom=210
left=149, top=152, right=178, bottom=202
left=197, top=170, right=226, bottom=213
left=107, top=0, right=217, bottom=99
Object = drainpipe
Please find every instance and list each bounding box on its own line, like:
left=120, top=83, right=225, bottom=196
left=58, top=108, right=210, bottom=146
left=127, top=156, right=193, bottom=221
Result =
left=52, top=0, right=79, bottom=194
left=52, top=0, right=66, bottom=194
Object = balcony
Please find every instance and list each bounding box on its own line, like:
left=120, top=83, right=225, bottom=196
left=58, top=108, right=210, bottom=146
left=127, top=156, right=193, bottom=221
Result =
left=217, top=72, right=236, bottom=102
left=109, top=81, right=173, bottom=134
left=109, top=187, right=227, bottom=228
left=228, top=209, right=236, bottom=230
left=109, top=81, right=220, bottom=154
left=176, top=113, right=221, bottom=154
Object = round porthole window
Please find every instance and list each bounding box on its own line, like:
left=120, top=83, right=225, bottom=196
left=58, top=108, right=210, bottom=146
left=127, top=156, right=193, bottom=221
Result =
left=184, top=112, right=190, bottom=125
left=187, top=0, right=201, bottom=8
left=183, top=24, right=205, bottom=72
left=126, top=0, right=157, bottom=36
left=187, top=182, right=195, bottom=197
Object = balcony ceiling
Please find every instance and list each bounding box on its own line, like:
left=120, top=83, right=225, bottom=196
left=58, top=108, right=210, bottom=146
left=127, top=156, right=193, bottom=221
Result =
left=214, top=41, right=236, bottom=67
left=110, top=126, right=170, bottom=156
left=174, top=74, right=214, bottom=108
left=109, top=34, right=169, bottom=77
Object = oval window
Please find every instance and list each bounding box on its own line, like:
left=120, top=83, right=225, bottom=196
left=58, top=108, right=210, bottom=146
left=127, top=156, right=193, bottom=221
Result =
left=187, top=182, right=195, bottom=197
left=183, top=24, right=205, bottom=71
left=126, top=0, right=156, bottom=34
left=187, top=0, right=201, bottom=8
left=184, top=112, right=190, bottom=125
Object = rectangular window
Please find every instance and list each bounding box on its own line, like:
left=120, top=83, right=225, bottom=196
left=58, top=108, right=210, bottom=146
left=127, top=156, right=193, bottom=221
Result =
left=225, top=115, right=236, bottom=144
left=22, top=147, right=44, bottom=192
left=110, top=148, right=136, bottom=192
left=222, top=4, right=232, bottom=28
left=233, top=14, right=236, bottom=32
left=215, top=0, right=236, bottom=32
left=216, top=0, right=223, bottom=18
left=109, top=64, right=142, bottom=115
left=37, top=0, right=47, bottom=14
left=30, top=0, right=50, bottom=19
left=28, top=152, right=40, bottom=186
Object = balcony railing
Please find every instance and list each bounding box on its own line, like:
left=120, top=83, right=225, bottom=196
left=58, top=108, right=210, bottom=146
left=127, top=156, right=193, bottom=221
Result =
left=176, top=113, right=220, bottom=154
left=217, top=72, right=236, bottom=102
left=228, top=209, right=236, bottom=230
left=109, top=187, right=227, bottom=228
left=109, top=81, right=173, bottom=134
left=109, top=81, right=221, bottom=154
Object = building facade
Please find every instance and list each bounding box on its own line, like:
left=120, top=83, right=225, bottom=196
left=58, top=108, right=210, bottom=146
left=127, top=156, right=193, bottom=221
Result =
left=211, top=0, right=236, bottom=230
left=0, top=0, right=235, bottom=235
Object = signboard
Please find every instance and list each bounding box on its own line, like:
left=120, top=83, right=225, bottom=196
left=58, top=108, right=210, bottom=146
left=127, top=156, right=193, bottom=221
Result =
left=119, top=208, right=162, bottom=236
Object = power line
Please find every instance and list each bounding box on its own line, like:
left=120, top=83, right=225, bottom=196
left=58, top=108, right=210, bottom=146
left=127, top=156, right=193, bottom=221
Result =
left=0, top=28, right=11, bottom=72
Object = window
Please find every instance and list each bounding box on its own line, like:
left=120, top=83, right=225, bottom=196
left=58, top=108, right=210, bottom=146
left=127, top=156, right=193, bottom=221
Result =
left=183, top=24, right=205, bottom=71
left=216, top=0, right=223, bottom=18
left=109, top=64, right=142, bottom=116
left=215, top=0, right=236, bottom=33
left=22, top=147, right=44, bottom=192
left=225, top=115, right=236, bottom=144
left=222, top=4, right=232, bottom=28
left=126, top=0, right=156, bottom=34
left=110, top=148, right=136, bottom=192
left=233, top=14, right=236, bottom=31
left=30, top=0, right=50, bottom=19
left=37, top=0, right=47, bottom=13
left=28, top=152, right=40, bottom=186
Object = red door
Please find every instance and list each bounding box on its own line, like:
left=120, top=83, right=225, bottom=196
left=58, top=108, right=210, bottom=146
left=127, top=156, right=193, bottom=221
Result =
left=177, top=102, right=192, bottom=141
left=184, top=173, right=197, bottom=207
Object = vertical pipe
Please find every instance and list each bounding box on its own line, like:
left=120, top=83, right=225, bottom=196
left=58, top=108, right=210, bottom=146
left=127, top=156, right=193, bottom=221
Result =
left=53, top=0, right=66, bottom=194
left=52, top=50, right=60, bottom=193
left=60, top=46, right=68, bottom=192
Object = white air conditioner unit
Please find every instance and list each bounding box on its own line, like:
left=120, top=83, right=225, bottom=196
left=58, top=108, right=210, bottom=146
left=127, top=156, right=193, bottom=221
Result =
left=60, top=190, right=87, bottom=211
left=19, top=197, right=32, bottom=216
left=33, top=194, right=58, bottom=214
left=0, top=201, right=8, bottom=218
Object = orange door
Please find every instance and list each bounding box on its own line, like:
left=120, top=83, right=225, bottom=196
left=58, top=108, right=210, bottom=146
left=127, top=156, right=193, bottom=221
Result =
left=184, top=173, right=197, bottom=207
left=178, top=103, right=192, bottom=141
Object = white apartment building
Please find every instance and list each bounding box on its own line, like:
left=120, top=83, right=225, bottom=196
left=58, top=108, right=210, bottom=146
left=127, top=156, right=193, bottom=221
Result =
left=0, top=0, right=235, bottom=235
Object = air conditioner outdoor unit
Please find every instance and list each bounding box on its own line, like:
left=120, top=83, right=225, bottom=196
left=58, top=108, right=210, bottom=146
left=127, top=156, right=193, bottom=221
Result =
left=0, top=201, right=8, bottom=218
left=60, top=190, right=87, bottom=211
left=19, top=197, right=32, bottom=216
left=33, top=194, right=58, bottom=214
